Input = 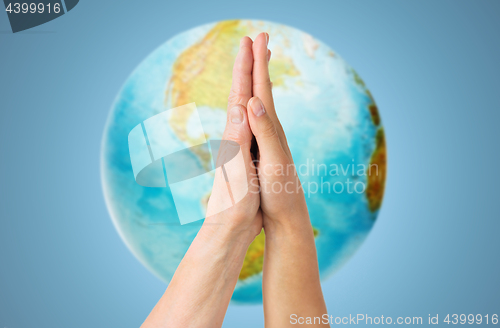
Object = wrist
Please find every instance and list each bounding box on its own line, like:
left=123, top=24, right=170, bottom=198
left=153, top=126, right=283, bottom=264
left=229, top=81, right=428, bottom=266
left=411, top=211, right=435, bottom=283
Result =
left=263, top=211, right=313, bottom=241
left=199, top=218, right=254, bottom=250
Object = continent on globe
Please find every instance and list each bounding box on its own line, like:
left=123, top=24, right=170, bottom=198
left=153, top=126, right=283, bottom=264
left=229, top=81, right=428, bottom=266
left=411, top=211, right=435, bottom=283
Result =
left=350, top=71, right=387, bottom=213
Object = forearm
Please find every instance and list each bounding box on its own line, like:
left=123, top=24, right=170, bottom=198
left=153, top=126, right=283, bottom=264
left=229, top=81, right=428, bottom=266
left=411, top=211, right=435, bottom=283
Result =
left=142, top=223, right=250, bottom=328
left=263, top=215, right=329, bottom=327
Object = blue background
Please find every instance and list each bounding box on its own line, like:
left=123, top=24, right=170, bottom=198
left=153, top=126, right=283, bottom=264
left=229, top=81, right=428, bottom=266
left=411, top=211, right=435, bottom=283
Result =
left=1, top=1, right=499, bottom=327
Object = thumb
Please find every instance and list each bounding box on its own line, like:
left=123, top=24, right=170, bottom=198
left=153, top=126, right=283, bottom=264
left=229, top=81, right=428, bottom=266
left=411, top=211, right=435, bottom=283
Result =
left=219, top=104, right=255, bottom=202
left=223, top=104, right=253, bottom=147
left=206, top=105, right=255, bottom=218
left=247, top=97, right=286, bottom=161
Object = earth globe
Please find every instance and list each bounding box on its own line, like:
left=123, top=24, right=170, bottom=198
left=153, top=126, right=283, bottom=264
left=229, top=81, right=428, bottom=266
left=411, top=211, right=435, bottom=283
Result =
left=101, top=19, right=386, bottom=303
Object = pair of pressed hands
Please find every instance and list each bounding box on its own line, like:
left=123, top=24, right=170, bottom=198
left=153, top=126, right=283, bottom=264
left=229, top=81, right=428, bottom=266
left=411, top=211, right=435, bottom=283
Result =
left=142, top=33, right=328, bottom=328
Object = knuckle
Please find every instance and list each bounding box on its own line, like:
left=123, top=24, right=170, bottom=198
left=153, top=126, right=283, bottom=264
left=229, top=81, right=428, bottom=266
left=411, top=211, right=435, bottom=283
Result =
left=227, top=93, right=244, bottom=108
left=224, top=128, right=243, bottom=144
left=225, top=132, right=239, bottom=142
left=253, top=78, right=272, bottom=89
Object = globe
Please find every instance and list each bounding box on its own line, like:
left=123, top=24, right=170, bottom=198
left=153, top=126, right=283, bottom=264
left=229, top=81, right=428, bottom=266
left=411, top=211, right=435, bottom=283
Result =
left=101, top=20, right=386, bottom=303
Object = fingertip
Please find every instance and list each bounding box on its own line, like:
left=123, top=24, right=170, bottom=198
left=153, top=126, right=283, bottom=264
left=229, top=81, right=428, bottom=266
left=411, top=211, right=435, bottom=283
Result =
left=252, top=33, right=268, bottom=57
left=229, top=104, right=248, bottom=121
left=247, top=97, right=282, bottom=155
left=224, top=104, right=252, bottom=144
left=248, top=97, right=266, bottom=117
left=240, top=36, right=253, bottom=48
left=229, top=105, right=244, bottom=124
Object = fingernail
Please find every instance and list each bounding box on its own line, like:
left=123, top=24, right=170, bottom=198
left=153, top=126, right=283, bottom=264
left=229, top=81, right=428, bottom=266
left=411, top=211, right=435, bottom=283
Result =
left=230, top=106, right=243, bottom=124
left=265, top=33, right=269, bottom=46
left=251, top=98, right=266, bottom=117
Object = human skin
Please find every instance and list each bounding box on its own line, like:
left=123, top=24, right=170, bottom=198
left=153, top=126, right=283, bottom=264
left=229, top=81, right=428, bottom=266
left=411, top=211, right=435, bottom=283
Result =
left=247, top=32, right=329, bottom=327
left=141, top=34, right=328, bottom=328
left=140, top=37, right=262, bottom=328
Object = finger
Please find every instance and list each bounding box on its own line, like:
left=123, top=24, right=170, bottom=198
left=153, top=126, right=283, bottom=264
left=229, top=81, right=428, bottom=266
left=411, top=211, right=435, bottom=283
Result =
left=247, top=97, right=287, bottom=163
left=251, top=33, right=291, bottom=158
left=252, top=33, right=273, bottom=108
left=208, top=104, right=256, bottom=216
left=228, top=37, right=254, bottom=110
left=223, top=104, right=253, bottom=147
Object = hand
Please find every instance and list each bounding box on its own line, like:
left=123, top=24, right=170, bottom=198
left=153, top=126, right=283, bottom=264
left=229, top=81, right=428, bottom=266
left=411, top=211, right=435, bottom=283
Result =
left=142, top=33, right=327, bottom=328
left=246, top=33, right=310, bottom=234
left=246, top=33, right=327, bottom=327
left=203, top=36, right=262, bottom=245
left=143, top=33, right=327, bottom=328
